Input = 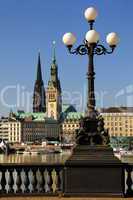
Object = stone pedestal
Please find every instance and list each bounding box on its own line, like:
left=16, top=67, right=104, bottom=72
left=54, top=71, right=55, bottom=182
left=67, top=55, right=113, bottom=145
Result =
left=63, top=145, right=124, bottom=197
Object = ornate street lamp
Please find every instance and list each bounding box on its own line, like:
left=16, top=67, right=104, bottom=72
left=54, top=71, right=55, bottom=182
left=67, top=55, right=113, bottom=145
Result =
left=62, top=7, right=124, bottom=197
left=62, top=7, right=119, bottom=146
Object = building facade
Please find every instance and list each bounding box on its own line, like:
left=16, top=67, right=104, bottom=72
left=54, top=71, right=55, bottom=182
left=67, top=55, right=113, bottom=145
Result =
left=0, top=118, right=10, bottom=142
left=16, top=111, right=60, bottom=143
left=100, top=107, right=133, bottom=137
left=8, top=121, right=21, bottom=143
left=61, top=107, right=133, bottom=140
left=22, top=120, right=60, bottom=142
left=0, top=117, right=21, bottom=143
left=61, top=105, right=84, bottom=142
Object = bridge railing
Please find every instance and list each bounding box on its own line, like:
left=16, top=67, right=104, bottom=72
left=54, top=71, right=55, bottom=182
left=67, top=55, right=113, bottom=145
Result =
left=0, top=162, right=133, bottom=197
left=0, top=163, right=63, bottom=196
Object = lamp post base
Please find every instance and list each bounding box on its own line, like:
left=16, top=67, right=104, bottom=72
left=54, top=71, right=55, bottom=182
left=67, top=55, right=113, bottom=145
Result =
left=75, top=114, right=110, bottom=146
left=63, top=145, right=124, bottom=197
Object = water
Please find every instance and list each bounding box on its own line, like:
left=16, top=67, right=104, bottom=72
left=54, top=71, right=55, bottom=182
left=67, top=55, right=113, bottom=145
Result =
left=0, top=151, right=133, bottom=164
left=0, top=150, right=72, bottom=164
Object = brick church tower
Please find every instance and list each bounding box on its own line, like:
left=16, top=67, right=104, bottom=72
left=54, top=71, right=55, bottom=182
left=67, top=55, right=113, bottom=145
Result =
left=33, top=53, right=46, bottom=112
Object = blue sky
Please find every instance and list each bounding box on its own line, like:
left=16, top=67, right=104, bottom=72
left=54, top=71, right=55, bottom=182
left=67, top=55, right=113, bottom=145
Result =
left=0, top=0, right=133, bottom=115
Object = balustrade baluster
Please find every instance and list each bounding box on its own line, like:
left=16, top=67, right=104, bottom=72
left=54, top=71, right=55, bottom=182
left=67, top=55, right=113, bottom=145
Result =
left=56, top=168, right=62, bottom=192
left=24, top=167, right=30, bottom=193
left=8, top=168, right=14, bottom=193
left=47, top=168, right=53, bottom=193
left=40, top=168, right=45, bottom=193
left=37, top=167, right=45, bottom=193
left=0, top=168, right=6, bottom=194
left=32, top=167, right=38, bottom=193
left=51, top=169, right=56, bottom=193
left=44, top=168, right=49, bottom=192
left=126, top=165, right=133, bottom=197
left=16, top=168, right=22, bottom=193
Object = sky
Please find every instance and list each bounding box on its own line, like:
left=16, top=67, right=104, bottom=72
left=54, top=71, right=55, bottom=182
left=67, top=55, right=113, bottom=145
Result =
left=0, top=0, right=133, bottom=115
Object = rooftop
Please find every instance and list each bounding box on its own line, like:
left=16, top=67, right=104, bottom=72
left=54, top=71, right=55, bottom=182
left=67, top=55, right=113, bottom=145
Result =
left=13, top=111, right=57, bottom=122
left=65, top=112, right=84, bottom=120
left=100, top=107, right=133, bottom=113
left=62, top=104, right=77, bottom=113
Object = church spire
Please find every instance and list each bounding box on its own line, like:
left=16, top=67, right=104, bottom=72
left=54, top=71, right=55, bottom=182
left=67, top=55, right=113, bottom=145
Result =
left=52, top=41, right=56, bottom=63
left=49, top=41, right=58, bottom=85
left=33, top=53, right=46, bottom=113
left=36, top=52, right=42, bottom=81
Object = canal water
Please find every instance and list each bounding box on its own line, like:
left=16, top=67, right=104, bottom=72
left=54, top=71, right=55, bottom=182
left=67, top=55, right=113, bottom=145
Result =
left=0, top=151, right=133, bottom=164
left=0, top=150, right=72, bottom=164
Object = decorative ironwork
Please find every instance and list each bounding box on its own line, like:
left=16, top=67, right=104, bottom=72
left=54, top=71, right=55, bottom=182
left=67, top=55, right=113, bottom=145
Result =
left=66, top=16, right=117, bottom=146
left=68, top=43, right=115, bottom=56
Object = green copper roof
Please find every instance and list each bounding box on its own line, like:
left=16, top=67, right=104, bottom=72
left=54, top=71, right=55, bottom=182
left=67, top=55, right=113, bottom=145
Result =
left=14, top=111, right=58, bottom=123
left=15, top=112, right=47, bottom=121
left=62, top=104, right=70, bottom=112
left=62, top=104, right=77, bottom=113
left=60, top=104, right=80, bottom=121
left=66, top=112, right=84, bottom=120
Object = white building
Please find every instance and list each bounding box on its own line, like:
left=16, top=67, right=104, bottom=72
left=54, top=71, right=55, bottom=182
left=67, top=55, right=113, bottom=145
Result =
left=0, top=117, right=21, bottom=143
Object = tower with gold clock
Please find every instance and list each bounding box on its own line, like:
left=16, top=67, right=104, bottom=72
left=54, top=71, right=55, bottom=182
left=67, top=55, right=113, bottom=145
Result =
left=46, top=42, right=62, bottom=120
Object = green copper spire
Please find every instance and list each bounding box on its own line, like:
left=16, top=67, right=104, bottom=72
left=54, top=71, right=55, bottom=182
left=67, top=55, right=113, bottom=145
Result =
left=48, top=41, right=62, bottom=91
left=49, top=41, right=58, bottom=84
left=36, top=52, right=43, bottom=81
left=52, top=41, right=56, bottom=63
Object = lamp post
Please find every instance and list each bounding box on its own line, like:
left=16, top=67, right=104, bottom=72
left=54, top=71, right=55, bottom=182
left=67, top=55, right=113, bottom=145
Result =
left=62, top=7, right=124, bottom=197
left=62, top=7, right=119, bottom=146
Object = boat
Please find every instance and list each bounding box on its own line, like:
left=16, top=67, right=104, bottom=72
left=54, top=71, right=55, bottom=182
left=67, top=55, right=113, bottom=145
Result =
left=23, top=150, right=31, bottom=155
left=22, top=145, right=62, bottom=155
left=114, top=148, right=133, bottom=160
left=60, top=143, right=74, bottom=149
left=54, top=146, right=62, bottom=153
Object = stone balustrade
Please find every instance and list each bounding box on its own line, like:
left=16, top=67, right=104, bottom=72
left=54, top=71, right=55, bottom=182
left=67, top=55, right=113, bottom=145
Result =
left=0, top=163, right=63, bottom=196
left=0, top=163, right=133, bottom=197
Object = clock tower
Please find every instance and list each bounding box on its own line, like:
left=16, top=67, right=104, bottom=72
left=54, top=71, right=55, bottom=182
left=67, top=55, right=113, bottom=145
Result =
left=46, top=42, right=62, bottom=120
